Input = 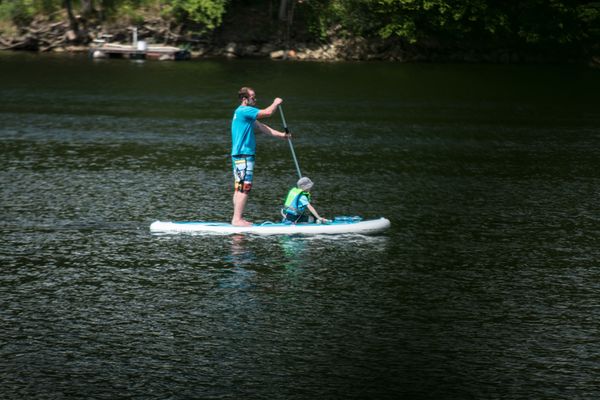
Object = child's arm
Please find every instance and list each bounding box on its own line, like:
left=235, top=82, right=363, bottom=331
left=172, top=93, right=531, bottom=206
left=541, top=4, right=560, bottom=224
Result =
left=307, top=204, right=329, bottom=223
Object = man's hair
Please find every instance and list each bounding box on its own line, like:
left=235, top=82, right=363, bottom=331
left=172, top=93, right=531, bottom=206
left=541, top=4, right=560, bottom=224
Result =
left=238, top=87, right=254, bottom=100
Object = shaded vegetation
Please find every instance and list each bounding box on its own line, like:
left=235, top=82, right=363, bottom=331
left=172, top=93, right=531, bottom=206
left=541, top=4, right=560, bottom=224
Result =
left=1, top=0, right=599, bottom=60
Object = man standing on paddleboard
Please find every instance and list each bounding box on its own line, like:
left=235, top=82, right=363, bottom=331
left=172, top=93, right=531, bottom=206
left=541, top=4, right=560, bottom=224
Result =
left=231, top=87, right=289, bottom=227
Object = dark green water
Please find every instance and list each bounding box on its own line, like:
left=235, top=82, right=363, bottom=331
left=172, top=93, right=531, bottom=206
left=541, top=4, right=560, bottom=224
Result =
left=1, top=52, right=600, bottom=399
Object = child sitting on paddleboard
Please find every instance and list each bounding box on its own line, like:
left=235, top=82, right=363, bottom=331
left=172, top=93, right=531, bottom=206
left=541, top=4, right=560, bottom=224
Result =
left=282, top=177, right=330, bottom=224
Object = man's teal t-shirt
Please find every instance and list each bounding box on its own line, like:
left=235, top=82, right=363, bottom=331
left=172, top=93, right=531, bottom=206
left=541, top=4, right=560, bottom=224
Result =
left=231, top=105, right=260, bottom=156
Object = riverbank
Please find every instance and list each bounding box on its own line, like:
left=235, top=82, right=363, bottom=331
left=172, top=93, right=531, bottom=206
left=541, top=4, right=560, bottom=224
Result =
left=1, top=14, right=599, bottom=66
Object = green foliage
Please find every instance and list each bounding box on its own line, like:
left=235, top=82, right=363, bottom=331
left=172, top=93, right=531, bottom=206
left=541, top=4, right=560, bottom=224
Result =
left=297, top=0, right=337, bottom=40
left=575, top=2, right=600, bottom=43
left=38, top=0, right=59, bottom=14
left=112, top=0, right=146, bottom=25
left=0, top=0, right=35, bottom=25
left=296, top=0, right=600, bottom=50
left=299, top=0, right=508, bottom=43
left=162, top=0, right=227, bottom=31
left=0, top=0, right=598, bottom=55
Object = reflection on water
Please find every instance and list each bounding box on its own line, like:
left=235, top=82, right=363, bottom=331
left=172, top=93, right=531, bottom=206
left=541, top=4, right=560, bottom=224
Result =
left=220, top=235, right=256, bottom=289
left=221, top=233, right=392, bottom=290
left=279, top=236, right=308, bottom=273
left=227, top=234, right=256, bottom=267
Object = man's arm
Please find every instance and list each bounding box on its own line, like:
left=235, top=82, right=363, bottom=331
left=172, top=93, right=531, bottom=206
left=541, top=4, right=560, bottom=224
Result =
left=254, top=121, right=289, bottom=139
left=257, top=97, right=283, bottom=119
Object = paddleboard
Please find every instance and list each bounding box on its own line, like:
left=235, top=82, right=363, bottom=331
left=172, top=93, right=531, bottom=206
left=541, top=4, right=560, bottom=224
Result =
left=150, top=216, right=390, bottom=236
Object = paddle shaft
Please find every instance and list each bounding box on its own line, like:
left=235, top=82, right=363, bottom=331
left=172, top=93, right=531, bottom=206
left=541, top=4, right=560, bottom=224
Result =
left=279, top=105, right=302, bottom=179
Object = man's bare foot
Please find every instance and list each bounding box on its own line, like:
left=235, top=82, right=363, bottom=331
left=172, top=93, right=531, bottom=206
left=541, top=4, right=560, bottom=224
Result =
left=231, top=219, right=252, bottom=227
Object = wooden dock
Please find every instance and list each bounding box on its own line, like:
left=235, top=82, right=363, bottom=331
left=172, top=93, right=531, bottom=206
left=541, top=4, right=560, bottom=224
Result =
left=90, top=41, right=191, bottom=61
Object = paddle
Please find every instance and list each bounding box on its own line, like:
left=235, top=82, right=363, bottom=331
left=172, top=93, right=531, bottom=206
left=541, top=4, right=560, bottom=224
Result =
left=278, top=105, right=302, bottom=179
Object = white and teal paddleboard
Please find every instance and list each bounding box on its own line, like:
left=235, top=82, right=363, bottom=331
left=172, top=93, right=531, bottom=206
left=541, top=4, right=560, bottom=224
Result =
left=150, top=217, right=390, bottom=236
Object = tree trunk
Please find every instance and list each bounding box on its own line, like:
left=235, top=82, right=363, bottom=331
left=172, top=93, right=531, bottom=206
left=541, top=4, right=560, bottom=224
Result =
left=64, top=0, right=78, bottom=32
left=278, top=0, right=289, bottom=21
left=97, top=0, right=105, bottom=21
left=278, top=0, right=295, bottom=45
left=81, top=0, right=95, bottom=19
left=286, top=0, right=296, bottom=42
